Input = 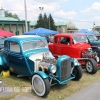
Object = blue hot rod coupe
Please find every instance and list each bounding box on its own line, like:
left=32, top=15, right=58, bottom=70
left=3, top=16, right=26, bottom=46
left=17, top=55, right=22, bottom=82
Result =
left=0, top=35, right=83, bottom=97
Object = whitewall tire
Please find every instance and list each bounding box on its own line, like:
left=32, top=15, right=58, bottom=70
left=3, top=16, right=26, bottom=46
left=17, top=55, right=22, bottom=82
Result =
left=31, top=74, right=50, bottom=97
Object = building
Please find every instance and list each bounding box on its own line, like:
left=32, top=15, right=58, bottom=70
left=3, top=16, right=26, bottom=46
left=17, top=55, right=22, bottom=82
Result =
left=92, top=26, right=100, bottom=33
left=29, top=21, right=78, bottom=33
left=55, top=21, right=78, bottom=33
left=0, top=7, right=30, bottom=35
left=30, top=21, right=37, bottom=30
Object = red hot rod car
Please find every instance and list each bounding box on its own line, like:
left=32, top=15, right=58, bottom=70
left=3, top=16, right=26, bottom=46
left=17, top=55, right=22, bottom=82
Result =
left=48, top=33, right=100, bottom=74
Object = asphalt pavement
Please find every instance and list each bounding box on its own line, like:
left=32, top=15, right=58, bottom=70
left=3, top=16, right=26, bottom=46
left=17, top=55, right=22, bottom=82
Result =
left=64, top=80, right=100, bottom=100
left=1, top=79, right=100, bottom=100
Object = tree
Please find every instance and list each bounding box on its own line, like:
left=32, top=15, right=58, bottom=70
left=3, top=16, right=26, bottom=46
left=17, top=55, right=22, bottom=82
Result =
left=48, top=14, right=56, bottom=31
left=35, top=13, right=56, bottom=31
left=4, top=11, right=20, bottom=20
left=43, top=13, right=48, bottom=28
left=2, top=24, right=5, bottom=30
left=35, top=14, right=43, bottom=28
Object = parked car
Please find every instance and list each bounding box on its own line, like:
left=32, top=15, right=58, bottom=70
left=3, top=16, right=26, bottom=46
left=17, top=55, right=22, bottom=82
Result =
left=48, top=33, right=100, bottom=74
left=76, top=33, right=100, bottom=64
left=0, top=35, right=82, bottom=97
left=95, top=34, right=100, bottom=40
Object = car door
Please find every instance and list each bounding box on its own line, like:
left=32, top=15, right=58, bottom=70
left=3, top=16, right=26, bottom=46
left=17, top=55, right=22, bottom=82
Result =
left=7, top=41, right=29, bottom=75
left=59, top=37, right=72, bottom=57
left=51, top=37, right=61, bottom=57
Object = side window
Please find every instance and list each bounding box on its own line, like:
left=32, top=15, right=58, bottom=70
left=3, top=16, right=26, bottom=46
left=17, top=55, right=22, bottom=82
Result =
left=55, top=37, right=58, bottom=44
left=60, top=37, right=70, bottom=45
left=10, top=42, right=20, bottom=53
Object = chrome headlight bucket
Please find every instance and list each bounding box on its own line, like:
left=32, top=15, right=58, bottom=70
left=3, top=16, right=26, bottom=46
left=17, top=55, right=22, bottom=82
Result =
left=73, top=58, right=79, bottom=66
left=48, top=64, right=56, bottom=74
left=95, top=56, right=99, bottom=62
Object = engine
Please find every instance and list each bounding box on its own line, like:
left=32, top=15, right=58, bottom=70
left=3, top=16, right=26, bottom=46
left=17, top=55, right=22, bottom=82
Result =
left=35, top=52, right=57, bottom=74
left=81, top=48, right=99, bottom=61
left=42, top=52, right=57, bottom=64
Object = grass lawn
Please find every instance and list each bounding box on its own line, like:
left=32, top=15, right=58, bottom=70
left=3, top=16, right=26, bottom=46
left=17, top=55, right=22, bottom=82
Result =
left=1, top=69, right=100, bottom=100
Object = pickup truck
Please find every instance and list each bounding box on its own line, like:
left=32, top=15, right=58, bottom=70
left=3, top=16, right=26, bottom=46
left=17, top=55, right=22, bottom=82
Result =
left=48, top=33, right=100, bottom=74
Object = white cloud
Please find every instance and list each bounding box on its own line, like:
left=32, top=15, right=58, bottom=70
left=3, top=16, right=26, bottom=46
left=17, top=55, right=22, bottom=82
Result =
left=0, top=0, right=100, bottom=29
left=74, top=16, right=100, bottom=29
left=0, top=0, right=69, bottom=21
left=54, top=10, right=76, bottom=20
left=90, top=16, right=100, bottom=21
left=80, top=2, right=100, bottom=13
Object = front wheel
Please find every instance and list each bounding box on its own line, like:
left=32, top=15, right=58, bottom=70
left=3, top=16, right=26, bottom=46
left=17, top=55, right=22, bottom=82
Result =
left=72, top=66, right=83, bottom=80
left=86, top=59, right=98, bottom=74
left=31, top=74, right=50, bottom=97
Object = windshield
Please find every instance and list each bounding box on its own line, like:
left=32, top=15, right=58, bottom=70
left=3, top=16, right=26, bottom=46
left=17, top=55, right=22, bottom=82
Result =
left=73, top=36, right=88, bottom=43
left=87, top=35, right=98, bottom=41
left=22, top=39, right=47, bottom=52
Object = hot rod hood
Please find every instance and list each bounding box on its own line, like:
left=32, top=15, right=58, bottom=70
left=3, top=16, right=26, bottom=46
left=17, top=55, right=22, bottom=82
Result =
left=24, top=48, right=54, bottom=61
left=73, top=42, right=91, bottom=50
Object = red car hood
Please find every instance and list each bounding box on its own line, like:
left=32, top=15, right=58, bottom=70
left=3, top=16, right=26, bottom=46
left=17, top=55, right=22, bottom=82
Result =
left=73, top=42, right=91, bottom=50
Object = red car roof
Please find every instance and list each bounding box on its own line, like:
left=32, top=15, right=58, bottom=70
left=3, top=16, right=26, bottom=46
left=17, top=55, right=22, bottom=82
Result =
left=55, top=33, right=85, bottom=37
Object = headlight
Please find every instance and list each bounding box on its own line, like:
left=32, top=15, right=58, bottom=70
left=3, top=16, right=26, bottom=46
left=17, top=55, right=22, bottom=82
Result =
left=48, top=64, right=56, bottom=74
left=74, top=59, right=79, bottom=66
left=95, top=56, right=99, bottom=62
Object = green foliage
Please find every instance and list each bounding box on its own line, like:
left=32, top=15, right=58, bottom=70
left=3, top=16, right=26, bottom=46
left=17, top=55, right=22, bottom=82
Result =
left=2, top=24, right=5, bottom=30
left=4, top=11, right=20, bottom=20
left=48, top=14, right=56, bottom=30
left=43, top=13, right=48, bottom=28
left=35, top=13, right=56, bottom=31
left=35, top=14, right=43, bottom=28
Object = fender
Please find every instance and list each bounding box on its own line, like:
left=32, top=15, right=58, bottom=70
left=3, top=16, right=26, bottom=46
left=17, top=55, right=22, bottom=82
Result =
left=32, top=71, right=48, bottom=79
left=0, top=54, right=9, bottom=69
left=71, top=58, right=81, bottom=66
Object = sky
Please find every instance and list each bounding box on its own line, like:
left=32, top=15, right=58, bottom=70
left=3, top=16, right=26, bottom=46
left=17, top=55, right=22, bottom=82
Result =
left=0, top=0, right=100, bottom=29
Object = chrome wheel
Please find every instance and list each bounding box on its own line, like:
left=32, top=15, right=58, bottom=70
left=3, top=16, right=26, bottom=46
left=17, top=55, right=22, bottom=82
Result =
left=32, top=75, right=45, bottom=96
left=32, top=74, right=50, bottom=97
left=86, top=61, right=93, bottom=73
left=86, top=59, right=98, bottom=74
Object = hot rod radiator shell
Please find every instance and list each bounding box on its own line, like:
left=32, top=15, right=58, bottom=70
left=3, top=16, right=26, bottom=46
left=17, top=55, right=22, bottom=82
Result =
left=57, top=55, right=71, bottom=82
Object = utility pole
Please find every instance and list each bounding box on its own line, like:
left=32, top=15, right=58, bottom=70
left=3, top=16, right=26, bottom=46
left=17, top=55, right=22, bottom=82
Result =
left=93, top=21, right=95, bottom=31
left=24, top=0, right=28, bottom=32
left=49, top=14, right=50, bottom=29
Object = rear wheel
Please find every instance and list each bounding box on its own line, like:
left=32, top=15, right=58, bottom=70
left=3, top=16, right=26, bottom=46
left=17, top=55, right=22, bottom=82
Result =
left=86, top=59, right=98, bottom=74
left=31, top=74, right=50, bottom=97
left=73, top=66, right=83, bottom=80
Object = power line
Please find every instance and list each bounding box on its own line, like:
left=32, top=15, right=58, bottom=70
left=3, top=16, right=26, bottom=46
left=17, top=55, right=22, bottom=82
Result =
left=6, top=9, right=98, bottom=23
left=34, top=0, right=100, bottom=13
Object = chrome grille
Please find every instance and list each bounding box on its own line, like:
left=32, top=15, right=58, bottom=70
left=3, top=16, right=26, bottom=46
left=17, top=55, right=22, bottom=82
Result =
left=60, top=58, right=71, bottom=81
